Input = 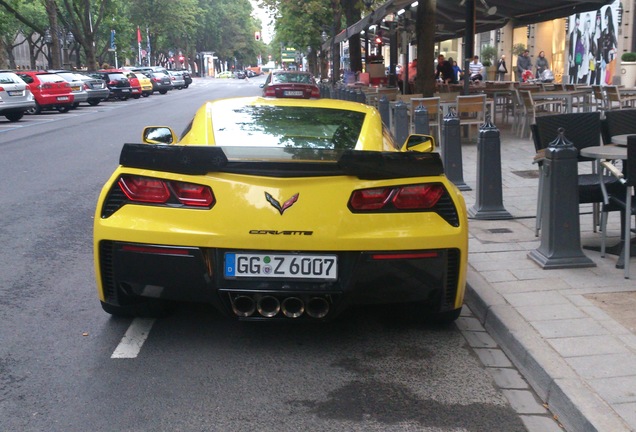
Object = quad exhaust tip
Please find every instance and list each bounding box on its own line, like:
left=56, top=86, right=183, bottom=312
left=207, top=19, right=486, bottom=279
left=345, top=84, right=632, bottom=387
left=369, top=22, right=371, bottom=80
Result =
left=231, top=293, right=330, bottom=319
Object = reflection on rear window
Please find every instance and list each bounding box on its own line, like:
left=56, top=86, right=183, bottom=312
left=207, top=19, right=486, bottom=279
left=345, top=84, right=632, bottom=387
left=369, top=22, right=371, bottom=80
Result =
left=212, top=104, right=365, bottom=152
left=272, top=73, right=313, bottom=84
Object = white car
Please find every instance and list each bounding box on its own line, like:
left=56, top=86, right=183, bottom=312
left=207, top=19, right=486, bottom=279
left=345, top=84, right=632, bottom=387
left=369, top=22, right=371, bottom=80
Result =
left=0, top=70, right=35, bottom=121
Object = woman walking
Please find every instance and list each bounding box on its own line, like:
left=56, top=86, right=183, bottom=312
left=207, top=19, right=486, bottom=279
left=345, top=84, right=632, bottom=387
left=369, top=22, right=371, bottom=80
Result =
left=496, top=55, right=507, bottom=81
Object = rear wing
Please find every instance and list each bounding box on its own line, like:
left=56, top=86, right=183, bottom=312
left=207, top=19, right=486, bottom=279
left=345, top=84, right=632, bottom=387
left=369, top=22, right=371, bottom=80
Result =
left=119, top=143, right=445, bottom=180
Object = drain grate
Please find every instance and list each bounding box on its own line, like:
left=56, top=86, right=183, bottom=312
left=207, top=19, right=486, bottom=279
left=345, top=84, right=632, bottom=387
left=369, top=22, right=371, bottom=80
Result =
left=512, top=170, right=539, bottom=179
left=487, top=228, right=513, bottom=234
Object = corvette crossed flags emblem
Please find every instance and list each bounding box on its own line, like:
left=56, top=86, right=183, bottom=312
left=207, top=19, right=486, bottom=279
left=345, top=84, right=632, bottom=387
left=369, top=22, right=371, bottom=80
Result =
left=265, top=192, right=299, bottom=215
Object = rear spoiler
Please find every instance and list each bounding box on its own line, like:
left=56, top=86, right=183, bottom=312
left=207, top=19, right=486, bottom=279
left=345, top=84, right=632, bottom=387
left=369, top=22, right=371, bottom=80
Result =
left=119, top=143, right=445, bottom=180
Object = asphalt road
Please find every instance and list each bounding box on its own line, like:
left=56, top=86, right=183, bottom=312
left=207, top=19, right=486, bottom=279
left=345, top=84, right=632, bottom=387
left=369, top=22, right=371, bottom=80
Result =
left=0, top=76, right=528, bottom=431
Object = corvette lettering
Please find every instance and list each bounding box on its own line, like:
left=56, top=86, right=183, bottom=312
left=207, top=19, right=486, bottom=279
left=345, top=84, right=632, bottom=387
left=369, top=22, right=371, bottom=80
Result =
left=249, top=230, right=313, bottom=235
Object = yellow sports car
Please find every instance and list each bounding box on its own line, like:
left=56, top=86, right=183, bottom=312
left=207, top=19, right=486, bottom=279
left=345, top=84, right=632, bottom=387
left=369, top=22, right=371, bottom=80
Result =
left=94, top=97, right=468, bottom=322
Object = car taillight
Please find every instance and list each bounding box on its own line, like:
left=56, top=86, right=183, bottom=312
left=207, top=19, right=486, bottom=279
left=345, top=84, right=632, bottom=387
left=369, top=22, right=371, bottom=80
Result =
left=39, top=83, right=53, bottom=90
left=349, top=184, right=445, bottom=211
left=0, top=86, right=4, bottom=91
left=311, top=87, right=320, bottom=98
left=171, top=181, right=214, bottom=206
left=393, top=184, right=444, bottom=209
left=264, top=87, right=276, bottom=97
left=83, top=83, right=90, bottom=90
left=350, top=188, right=392, bottom=210
left=118, top=176, right=170, bottom=203
left=117, top=175, right=214, bottom=208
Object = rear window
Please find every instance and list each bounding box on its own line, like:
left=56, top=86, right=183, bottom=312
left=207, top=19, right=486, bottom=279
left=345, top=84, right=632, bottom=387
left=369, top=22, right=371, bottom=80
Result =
left=211, top=104, right=365, bottom=153
left=107, top=73, right=127, bottom=80
left=272, top=73, right=313, bottom=84
left=37, top=74, right=66, bottom=83
left=0, top=72, right=22, bottom=84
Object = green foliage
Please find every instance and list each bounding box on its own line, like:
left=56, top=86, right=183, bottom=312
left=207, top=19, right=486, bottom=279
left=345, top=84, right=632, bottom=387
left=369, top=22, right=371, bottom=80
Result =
left=512, top=43, right=526, bottom=57
left=621, top=52, right=636, bottom=62
left=480, top=45, right=496, bottom=67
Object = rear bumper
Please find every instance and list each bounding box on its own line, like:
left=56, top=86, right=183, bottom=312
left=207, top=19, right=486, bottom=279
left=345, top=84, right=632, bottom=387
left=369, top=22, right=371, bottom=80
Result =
left=97, top=240, right=465, bottom=320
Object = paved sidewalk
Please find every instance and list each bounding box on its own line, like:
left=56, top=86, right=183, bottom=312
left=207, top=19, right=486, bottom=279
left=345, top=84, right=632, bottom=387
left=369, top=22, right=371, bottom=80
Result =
left=457, top=125, right=636, bottom=431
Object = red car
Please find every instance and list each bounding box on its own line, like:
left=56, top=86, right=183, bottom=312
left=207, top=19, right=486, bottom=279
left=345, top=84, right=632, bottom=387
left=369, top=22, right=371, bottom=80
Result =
left=125, top=72, right=143, bottom=99
left=16, top=71, right=75, bottom=114
left=261, top=71, right=320, bottom=99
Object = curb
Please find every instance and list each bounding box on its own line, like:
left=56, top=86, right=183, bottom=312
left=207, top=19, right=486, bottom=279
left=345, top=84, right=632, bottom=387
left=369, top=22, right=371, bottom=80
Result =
left=464, top=265, right=631, bottom=432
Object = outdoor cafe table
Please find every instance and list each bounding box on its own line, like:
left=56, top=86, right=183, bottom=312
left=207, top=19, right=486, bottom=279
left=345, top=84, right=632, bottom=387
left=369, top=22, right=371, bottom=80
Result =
left=579, top=144, right=631, bottom=268
left=531, top=89, right=592, bottom=113
left=611, top=134, right=635, bottom=145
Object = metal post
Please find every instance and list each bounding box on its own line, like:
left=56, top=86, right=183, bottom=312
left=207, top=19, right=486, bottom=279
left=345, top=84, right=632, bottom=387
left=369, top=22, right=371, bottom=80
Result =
left=528, top=129, right=595, bottom=269
left=413, top=105, right=430, bottom=135
left=442, top=109, right=471, bottom=191
left=379, top=95, right=390, bottom=127
left=468, top=116, right=513, bottom=219
left=394, top=100, right=409, bottom=144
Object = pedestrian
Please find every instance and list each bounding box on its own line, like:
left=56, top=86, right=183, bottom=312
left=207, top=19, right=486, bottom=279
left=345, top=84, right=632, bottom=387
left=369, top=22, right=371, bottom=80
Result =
left=435, top=54, right=456, bottom=84
left=536, top=51, right=549, bottom=78
left=407, top=58, right=417, bottom=93
left=468, top=55, right=483, bottom=82
left=496, top=55, right=507, bottom=81
left=452, top=59, right=463, bottom=82
left=516, top=50, right=532, bottom=82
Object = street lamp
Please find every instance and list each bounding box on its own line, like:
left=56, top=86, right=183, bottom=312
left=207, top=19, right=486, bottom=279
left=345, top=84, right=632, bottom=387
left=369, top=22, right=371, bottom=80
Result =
left=64, top=31, right=74, bottom=69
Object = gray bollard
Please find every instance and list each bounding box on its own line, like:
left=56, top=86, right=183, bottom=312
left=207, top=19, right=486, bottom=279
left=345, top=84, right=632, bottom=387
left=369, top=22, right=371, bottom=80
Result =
left=357, top=89, right=366, bottom=103
left=528, top=129, right=595, bottom=269
left=394, top=100, right=409, bottom=144
left=379, top=96, right=390, bottom=126
left=468, top=115, right=513, bottom=219
left=413, top=104, right=430, bottom=135
left=441, top=109, right=471, bottom=191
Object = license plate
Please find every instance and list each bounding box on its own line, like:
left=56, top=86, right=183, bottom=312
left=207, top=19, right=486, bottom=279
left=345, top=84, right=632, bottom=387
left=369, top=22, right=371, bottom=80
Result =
left=121, top=89, right=130, bottom=92
left=57, top=96, right=69, bottom=101
left=284, top=90, right=303, bottom=96
left=224, top=253, right=337, bottom=280
left=8, top=91, right=22, bottom=96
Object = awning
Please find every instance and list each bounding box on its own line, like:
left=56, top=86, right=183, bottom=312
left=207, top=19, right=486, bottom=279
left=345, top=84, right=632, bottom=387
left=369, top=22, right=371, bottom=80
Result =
left=328, top=0, right=614, bottom=45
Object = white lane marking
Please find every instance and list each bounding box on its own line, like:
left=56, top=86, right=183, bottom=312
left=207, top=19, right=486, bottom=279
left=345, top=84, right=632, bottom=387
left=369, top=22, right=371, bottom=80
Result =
left=111, top=318, right=155, bottom=359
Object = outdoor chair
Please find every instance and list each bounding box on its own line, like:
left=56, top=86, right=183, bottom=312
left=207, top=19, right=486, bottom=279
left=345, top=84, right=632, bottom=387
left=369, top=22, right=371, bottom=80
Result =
left=408, top=97, right=441, bottom=145
left=600, top=109, right=636, bottom=144
left=599, top=136, right=636, bottom=278
left=456, top=94, right=486, bottom=140
left=591, top=85, right=608, bottom=114
left=604, top=86, right=636, bottom=110
left=518, top=89, right=563, bottom=138
left=532, top=112, right=624, bottom=236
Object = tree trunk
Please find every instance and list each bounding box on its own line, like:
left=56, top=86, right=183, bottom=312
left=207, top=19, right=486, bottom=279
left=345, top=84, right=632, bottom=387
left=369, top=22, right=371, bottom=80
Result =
left=45, top=0, right=61, bottom=69
left=341, top=0, right=362, bottom=74
left=416, top=0, right=436, bottom=96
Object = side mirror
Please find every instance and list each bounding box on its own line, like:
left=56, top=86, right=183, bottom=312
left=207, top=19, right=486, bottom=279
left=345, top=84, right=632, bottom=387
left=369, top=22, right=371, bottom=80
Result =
left=259, top=83, right=265, bottom=88
left=403, top=134, right=434, bottom=152
left=142, top=126, right=177, bottom=144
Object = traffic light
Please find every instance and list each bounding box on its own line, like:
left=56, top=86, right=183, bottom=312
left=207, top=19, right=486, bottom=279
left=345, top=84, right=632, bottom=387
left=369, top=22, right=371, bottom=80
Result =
left=375, top=31, right=383, bottom=46
left=255, top=31, right=261, bottom=41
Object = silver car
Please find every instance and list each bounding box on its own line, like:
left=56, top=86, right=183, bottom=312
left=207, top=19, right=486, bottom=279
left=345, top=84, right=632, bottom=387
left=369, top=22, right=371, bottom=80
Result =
left=47, top=70, right=89, bottom=107
left=168, top=70, right=186, bottom=90
left=0, top=70, right=35, bottom=121
left=74, top=72, right=110, bottom=106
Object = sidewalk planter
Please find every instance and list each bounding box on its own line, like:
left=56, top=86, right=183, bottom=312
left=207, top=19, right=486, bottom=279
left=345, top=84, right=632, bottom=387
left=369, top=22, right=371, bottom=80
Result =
left=620, top=52, right=636, bottom=88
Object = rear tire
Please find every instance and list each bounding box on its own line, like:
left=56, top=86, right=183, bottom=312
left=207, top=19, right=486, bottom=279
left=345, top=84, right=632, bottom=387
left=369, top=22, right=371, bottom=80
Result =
left=88, top=99, right=101, bottom=106
left=5, top=111, right=24, bottom=122
left=159, top=90, right=168, bottom=94
left=26, top=103, right=41, bottom=115
left=57, top=105, right=70, bottom=113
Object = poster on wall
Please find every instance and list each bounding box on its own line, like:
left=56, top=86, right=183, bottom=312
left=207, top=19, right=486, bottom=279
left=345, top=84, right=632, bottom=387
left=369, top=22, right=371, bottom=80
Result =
left=567, top=0, right=620, bottom=84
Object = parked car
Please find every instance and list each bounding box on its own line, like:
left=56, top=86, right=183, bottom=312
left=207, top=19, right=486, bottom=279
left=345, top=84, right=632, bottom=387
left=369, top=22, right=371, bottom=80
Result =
left=93, top=96, right=468, bottom=322
left=126, top=73, right=143, bottom=99
left=216, top=70, right=234, bottom=79
left=0, top=70, right=35, bottom=121
left=260, top=70, right=320, bottom=99
left=126, top=71, right=152, bottom=97
left=15, top=70, right=75, bottom=114
left=74, top=72, right=110, bottom=106
left=132, top=67, right=172, bottom=94
left=46, top=70, right=89, bottom=108
left=91, top=70, right=133, bottom=100
left=167, top=70, right=186, bottom=89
